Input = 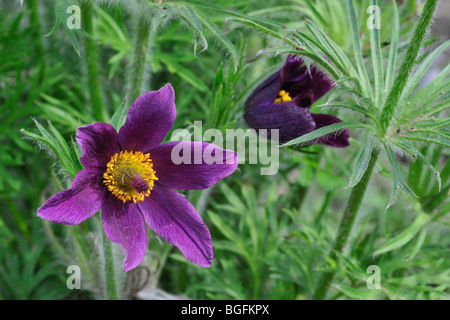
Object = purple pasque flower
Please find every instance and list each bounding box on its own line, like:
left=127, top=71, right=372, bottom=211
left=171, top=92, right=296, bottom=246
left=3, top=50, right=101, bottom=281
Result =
left=244, top=55, right=350, bottom=147
left=37, top=84, right=238, bottom=271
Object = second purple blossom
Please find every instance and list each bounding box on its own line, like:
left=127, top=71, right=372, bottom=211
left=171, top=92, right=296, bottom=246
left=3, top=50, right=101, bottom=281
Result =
left=244, top=55, right=350, bottom=148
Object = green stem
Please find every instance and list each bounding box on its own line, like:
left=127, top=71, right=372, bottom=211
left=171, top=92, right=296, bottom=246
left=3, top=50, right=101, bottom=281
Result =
left=312, top=148, right=380, bottom=300
left=102, top=229, right=118, bottom=300
left=127, top=14, right=152, bottom=105
left=81, top=0, right=107, bottom=122
left=380, top=0, right=438, bottom=135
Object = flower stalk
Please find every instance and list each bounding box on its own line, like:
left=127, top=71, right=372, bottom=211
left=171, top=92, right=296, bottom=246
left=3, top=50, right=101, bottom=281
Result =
left=313, top=148, right=380, bottom=300
left=81, top=0, right=107, bottom=122
left=379, top=0, right=438, bottom=135
left=102, top=226, right=118, bottom=300
left=127, top=14, right=152, bottom=105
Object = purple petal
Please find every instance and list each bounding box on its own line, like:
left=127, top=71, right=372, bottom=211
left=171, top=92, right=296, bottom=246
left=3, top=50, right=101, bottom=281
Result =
left=279, top=55, right=308, bottom=85
left=311, top=113, right=350, bottom=148
left=102, top=194, right=148, bottom=271
left=119, top=84, right=176, bottom=152
left=149, top=141, right=238, bottom=190
left=37, top=168, right=104, bottom=225
left=280, top=56, right=335, bottom=108
left=76, top=123, right=120, bottom=168
left=244, top=70, right=281, bottom=111
left=138, top=185, right=213, bottom=267
left=244, top=102, right=316, bottom=143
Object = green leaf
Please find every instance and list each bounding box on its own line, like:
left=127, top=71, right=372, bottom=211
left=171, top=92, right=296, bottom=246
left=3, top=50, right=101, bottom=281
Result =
left=227, top=16, right=298, bottom=48
left=346, top=0, right=372, bottom=98
left=188, top=0, right=284, bottom=29
left=47, top=121, right=79, bottom=174
left=46, top=0, right=85, bottom=56
left=415, top=118, right=450, bottom=130
left=195, top=10, right=238, bottom=71
left=384, top=142, right=418, bottom=211
left=402, top=132, right=450, bottom=148
left=261, top=47, right=340, bottom=80
left=304, top=21, right=356, bottom=79
left=409, top=64, right=450, bottom=107
left=31, top=118, right=59, bottom=154
left=406, top=224, right=429, bottom=260
left=374, top=212, right=430, bottom=256
left=177, top=5, right=208, bottom=55
left=295, top=0, right=327, bottom=26
left=158, top=56, right=209, bottom=92
left=369, top=0, right=384, bottom=107
left=327, top=86, right=363, bottom=102
left=207, top=210, right=248, bottom=257
left=399, top=40, right=450, bottom=107
left=318, top=102, right=378, bottom=124
left=282, top=122, right=371, bottom=147
left=348, top=132, right=374, bottom=188
left=385, top=0, right=399, bottom=95
left=332, top=284, right=381, bottom=300
left=380, top=0, right=440, bottom=134
left=21, top=120, right=78, bottom=178
left=392, top=139, right=441, bottom=192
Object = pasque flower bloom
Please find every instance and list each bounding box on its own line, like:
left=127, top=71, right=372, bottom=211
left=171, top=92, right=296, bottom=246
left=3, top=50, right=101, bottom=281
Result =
left=244, top=55, right=350, bottom=147
left=38, top=84, right=238, bottom=271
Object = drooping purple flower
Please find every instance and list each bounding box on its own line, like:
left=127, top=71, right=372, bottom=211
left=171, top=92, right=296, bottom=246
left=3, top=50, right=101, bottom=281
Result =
left=38, top=84, right=238, bottom=271
left=244, top=55, right=350, bottom=147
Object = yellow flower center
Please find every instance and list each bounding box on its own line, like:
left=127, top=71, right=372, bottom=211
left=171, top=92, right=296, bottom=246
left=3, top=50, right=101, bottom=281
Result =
left=274, top=90, right=292, bottom=103
left=103, top=151, right=158, bottom=204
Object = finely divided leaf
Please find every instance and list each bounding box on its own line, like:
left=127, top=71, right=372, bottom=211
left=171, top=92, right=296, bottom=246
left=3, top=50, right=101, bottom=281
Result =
left=282, top=122, right=370, bottom=147
left=348, top=132, right=374, bottom=188
left=374, top=212, right=430, bottom=256
left=384, top=142, right=418, bottom=211
left=392, top=139, right=442, bottom=191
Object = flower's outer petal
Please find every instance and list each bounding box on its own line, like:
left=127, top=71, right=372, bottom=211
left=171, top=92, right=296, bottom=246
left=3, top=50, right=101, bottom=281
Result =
left=138, top=185, right=213, bottom=267
left=119, top=84, right=176, bottom=152
left=149, top=141, right=238, bottom=190
left=76, top=122, right=120, bottom=168
left=37, top=168, right=105, bottom=225
left=244, top=70, right=281, bottom=111
left=102, top=194, right=148, bottom=272
left=311, top=113, right=350, bottom=148
left=279, top=55, right=308, bottom=85
left=244, top=102, right=316, bottom=143
left=280, top=56, right=335, bottom=108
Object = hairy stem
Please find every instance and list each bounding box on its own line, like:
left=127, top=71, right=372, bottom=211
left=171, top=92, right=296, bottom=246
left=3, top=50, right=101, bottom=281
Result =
left=81, top=0, right=107, bottom=122
left=102, top=228, right=118, bottom=300
left=127, top=14, right=152, bottom=105
left=380, top=0, right=438, bottom=135
left=313, top=148, right=380, bottom=300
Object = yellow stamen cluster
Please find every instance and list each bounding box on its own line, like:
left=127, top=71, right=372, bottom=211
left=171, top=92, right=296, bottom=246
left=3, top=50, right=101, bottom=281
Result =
left=103, top=151, right=158, bottom=204
left=274, top=90, right=292, bottom=103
